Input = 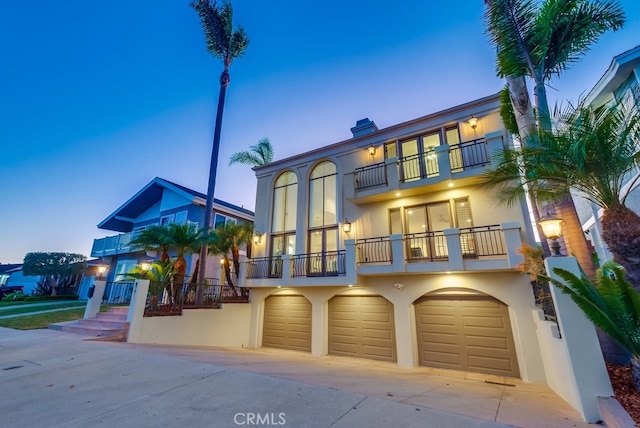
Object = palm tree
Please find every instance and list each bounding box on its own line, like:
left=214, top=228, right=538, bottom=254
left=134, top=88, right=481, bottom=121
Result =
left=229, top=137, right=274, bottom=167
left=483, top=99, right=640, bottom=285
left=129, top=225, right=171, bottom=262
left=483, top=0, right=625, bottom=275
left=160, top=223, right=206, bottom=301
left=208, top=221, right=253, bottom=293
left=125, top=260, right=175, bottom=305
left=545, top=261, right=640, bottom=390
left=191, top=0, right=249, bottom=301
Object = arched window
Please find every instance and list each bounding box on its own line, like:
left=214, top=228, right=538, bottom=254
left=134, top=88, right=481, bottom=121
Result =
left=307, top=162, right=338, bottom=272
left=270, top=172, right=297, bottom=259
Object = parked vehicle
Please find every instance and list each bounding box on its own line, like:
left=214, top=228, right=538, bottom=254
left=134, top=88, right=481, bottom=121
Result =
left=0, top=285, right=24, bottom=299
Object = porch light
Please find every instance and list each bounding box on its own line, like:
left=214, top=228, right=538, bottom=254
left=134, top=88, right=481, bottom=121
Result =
left=342, top=218, right=351, bottom=237
left=253, top=233, right=262, bottom=245
left=368, top=145, right=376, bottom=157
left=539, top=216, right=565, bottom=256
left=97, top=265, right=108, bottom=280
left=140, top=262, right=151, bottom=272
left=468, top=116, right=478, bottom=130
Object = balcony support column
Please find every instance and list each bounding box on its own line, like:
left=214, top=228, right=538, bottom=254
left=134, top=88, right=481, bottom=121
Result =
left=501, top=222, right=524, bottom=268
left=390, top=234, right=405, bottom=272
left=281, top=254, right=293, bottom=286
left=386, top=157, right=400, bottom=188
left=435, top=144, right=452, bottom=181
left=238, top=255, right=248, bottom=287
left=345, top=239, right=357, bottom=284
left=444, top=228, right=464, bottom=271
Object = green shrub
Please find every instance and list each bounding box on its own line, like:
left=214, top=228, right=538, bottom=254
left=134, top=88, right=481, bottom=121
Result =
left=1, top=292, right=26, bottom=302
left=24, top=295, right=79, bottom=302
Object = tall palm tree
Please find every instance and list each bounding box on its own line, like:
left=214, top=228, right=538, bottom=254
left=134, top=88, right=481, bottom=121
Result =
left=160, top=223, right=206, bottom=301
left=229, top=137, right=274, bottom=167
left=545, top=261, right=640, bottom=390
left=483, top=99, right=640, bottom=285
left=484, top=0, right=625, bottom=275
left=191, top=0, right=249, bottom=301
left=129, top=225, right=171, bottom=262
left=208, top=221, right=253, bottom=292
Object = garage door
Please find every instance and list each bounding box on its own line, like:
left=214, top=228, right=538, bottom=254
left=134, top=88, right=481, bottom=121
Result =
left=263, top=295, right=311, bottom=352
left=415, top=296, right=520, bottom=377
left=329, top=296, right=396, bottom=362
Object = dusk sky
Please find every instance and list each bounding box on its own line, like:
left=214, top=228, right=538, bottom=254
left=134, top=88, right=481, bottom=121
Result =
left=1, top=1, right=639, bottom=263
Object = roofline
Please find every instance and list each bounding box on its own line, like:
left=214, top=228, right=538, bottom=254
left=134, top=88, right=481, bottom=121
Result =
left=584, top=45, right=640, bottom=106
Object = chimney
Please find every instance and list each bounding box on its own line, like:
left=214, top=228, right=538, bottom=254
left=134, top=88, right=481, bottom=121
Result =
left=350, top=118, right=378, bottom=138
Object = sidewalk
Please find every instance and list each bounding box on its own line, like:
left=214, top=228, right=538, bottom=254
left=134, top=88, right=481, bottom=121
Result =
left=0, top=327, right=590, bottom=428
left=0, top=300, right=85, bottom=311
left=0, top=305, right=85, bottom=320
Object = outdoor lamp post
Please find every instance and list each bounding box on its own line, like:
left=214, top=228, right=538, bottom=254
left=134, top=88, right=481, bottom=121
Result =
left=539, top=216, right=565, bottom=256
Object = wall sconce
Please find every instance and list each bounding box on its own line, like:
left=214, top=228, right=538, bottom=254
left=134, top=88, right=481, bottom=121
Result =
left=342, top=218, right=351, bottom=237
left=253, top=233, right=262, bottom=245
left=539, top=215, right=565, bottom=256
left=368, top=145, right=376, bottom=157
left=140, top=262, right=151, bottom=272
left=97, top=265, right=108, bottom=280
left=468, top=116, right=478, bottom=130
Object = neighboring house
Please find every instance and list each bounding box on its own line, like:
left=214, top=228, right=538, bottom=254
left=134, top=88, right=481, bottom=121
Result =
left=575, top=44, right=640, bottom=264
left=91, top=177, right=254, bottom=283
left=0, top=263, right=21, bottom=286
left=3, top=265, right=41, bottom=295
left=238, top=93, right=550, bottom=381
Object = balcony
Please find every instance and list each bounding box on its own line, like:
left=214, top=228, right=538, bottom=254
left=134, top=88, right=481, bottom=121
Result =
left=240, top=223, right=525, bottom=287
left=91, top=232, right=138, bottom=257
left=348, top=134, right=504, bottom=204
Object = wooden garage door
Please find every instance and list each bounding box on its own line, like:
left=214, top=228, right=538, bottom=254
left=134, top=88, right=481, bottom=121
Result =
left=329, top=296, right=396, bottom=362
left=263, top=295, right=311, bottom=352
left=415, top=296, right=520, bottom=377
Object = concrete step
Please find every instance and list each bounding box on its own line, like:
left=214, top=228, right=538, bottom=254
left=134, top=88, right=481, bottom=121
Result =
left=49, top=321, right=128, bottom=339
left=96, top=312, right=127, bottom=321
left=76, top=318, right=128, bottom=329
left=106, top=306, right=129, bottom=314
left=48, top=306, right=130, bottom=340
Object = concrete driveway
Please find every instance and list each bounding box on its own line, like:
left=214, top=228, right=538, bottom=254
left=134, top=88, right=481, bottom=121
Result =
left=0, top=328, right=589, bottom=427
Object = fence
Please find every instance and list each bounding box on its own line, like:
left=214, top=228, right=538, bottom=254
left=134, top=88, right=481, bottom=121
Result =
left=103, top=282, right=135, bottom=304
left=246, top=257, right=283, bottom=279
left=292, top=251, right=346, bottom=277
left=459, top=225, right=506, bottom=257
left=356, top=237, right=392, bottom=263
left=449, top=139, right=489, bottom=172
left=399, top=150, right=439, bottom=182
left=405, top=231, right=448, bottom=261
left=354, top=162, right=387, bottom=190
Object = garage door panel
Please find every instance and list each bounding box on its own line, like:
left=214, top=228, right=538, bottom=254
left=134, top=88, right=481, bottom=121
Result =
left=263, top=296, right=311, bottom=352
left=329, top=296, right=396, bottom=362
left=416, top=296, right=520, bottom=378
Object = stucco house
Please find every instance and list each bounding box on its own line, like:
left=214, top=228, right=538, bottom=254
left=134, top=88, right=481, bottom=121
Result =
left=237, top=93, right=550, bottom=380
left=574, top=45, right=640, bottom=264
left=90, top=177, right=254, bottom=284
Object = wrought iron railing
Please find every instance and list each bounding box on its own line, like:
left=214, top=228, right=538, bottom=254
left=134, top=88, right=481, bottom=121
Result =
left=531, top=280, right=558, bottom=324
left=144, top=280, right=249, bottom=317
left=405, top=231, right=448, bottom=261
left=103, top=281, right=135, bottom=304
left=459, top=225, right=506, bottom=257
left=246, top=257, right=283, bottom=279
left=398, top=149, right=439, bottom=182
left=449, top=139, right=489, bottom=172
left=356, top=237, right=392, bottom=263
left=354, top=162, right=387, bottom=190
left=292, top=251, right=346, bottom=277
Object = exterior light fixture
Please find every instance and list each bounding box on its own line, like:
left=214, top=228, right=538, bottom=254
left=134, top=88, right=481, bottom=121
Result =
left=368, top=145, right=376, bottom=157
left=253, top=233, right=262, bottom=245
left=140, top=262, right=151, bottom=272
left=97, top=265, right=108, bottom=280
left=342, top=218, right=352, bottom=237
left=539, top=215, right=565, bottom=256
left=468, top=116, right=478, bottom=130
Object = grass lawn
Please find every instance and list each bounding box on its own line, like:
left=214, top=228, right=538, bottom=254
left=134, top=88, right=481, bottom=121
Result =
left=0, top=306, right=109, bottom=330
left=0, top=302, right=85, bottom=316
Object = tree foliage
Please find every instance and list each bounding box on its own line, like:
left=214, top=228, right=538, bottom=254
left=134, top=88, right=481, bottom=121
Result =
left=23, top=252, right=87, bottom=296
left=229, top=138, right=274, bottom=167
left=208, top=221, right=253, bottom=288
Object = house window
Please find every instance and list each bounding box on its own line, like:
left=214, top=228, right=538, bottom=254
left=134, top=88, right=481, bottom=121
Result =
left=399, top=131, right=442, bottom=181
left=214, top=213, right=236, bottom=229
left=308, top=161, right=338, bottom=261
left=174, top=210, right=188, bottom=225
left=160, top=214, right=175, bottom=226
left=272, top=171, right=298, bottom=233
left=389, top=208, right=402, bottom=234
left=384, top=141, right=397, bottom=159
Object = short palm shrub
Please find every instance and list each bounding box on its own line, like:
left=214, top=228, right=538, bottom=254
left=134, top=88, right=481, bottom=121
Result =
left=544, top=261, right=640, bottom=390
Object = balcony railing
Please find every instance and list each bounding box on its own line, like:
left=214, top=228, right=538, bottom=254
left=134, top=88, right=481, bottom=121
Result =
left=292, top=251, right=346, bottom=277
left=103, top=281, right=136, bottom=304
left=449, top=139, right=489, bottom=172
left=405, top=231, right=448, bottom=261
left=246, top=256, right=283, bottom=279
left=459, top=224, right=506, bottom=257
left=399, top=149, right=439, bottom=182
left=356, top=237, right=392, bottom=263
left=354, top=162, right=387, bottom=190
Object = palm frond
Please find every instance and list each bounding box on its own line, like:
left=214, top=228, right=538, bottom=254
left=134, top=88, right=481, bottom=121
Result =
left=229, top=137, right=274, bottom=166
left=191, top=0, right=249, bottom=65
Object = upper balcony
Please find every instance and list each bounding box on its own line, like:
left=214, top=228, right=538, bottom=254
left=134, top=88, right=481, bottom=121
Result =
left=91, top=232, right=138, bottom=258
left=347, top=134, right=503, bottom=204
left=239, top=222, right=525, bottom=288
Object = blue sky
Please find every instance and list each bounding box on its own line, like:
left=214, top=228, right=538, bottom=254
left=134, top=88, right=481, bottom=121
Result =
left=1, top=0, right=639, bottom=263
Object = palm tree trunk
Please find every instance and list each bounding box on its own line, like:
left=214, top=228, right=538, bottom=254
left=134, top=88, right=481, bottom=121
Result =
left=554, top=195, right=597, bottom=277
left=197, top=68, right=230, bottom=304
left=601, top=204, right=640, bottom=289
left=632, top=358, right=640, bottom=391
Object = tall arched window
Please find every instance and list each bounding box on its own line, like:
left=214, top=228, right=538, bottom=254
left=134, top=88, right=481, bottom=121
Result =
left=271, top=171, right=297, bottom=259
left=308, top=161, right=338, bottom=267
